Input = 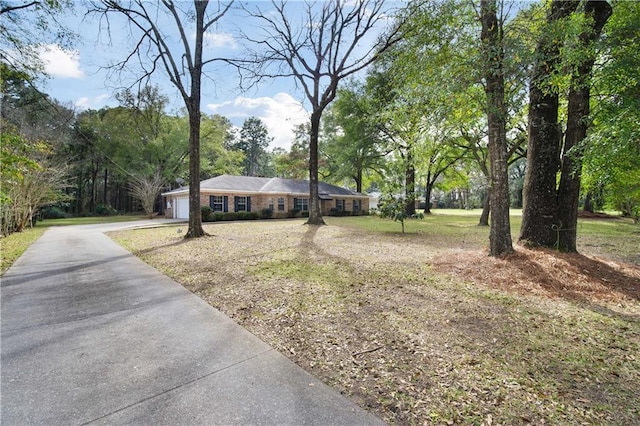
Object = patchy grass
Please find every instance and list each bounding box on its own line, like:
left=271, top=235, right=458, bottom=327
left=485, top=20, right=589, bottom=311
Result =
left=1, top=226, right=48, bottom=275
left=110, top=214, right=640, bottom=425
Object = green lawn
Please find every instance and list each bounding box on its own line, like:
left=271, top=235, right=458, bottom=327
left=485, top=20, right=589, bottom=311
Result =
left=347, top=212, right=638, bottom=265
left=1, top=225, right=48, bottom=275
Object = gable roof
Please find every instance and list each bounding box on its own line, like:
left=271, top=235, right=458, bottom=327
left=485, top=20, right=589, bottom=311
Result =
left=162, top=174, right=366, bottom=198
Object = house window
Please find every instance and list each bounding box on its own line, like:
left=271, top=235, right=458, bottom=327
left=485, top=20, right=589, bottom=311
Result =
left=235, top=196, right=250, bottom=212
left=294, top=198, right=309, bottom=211
left=278, top=197, right=285, bottom=211
left=353, top=199, right=361, bottom=213
left=210, top=195, right=224, bottom=212
left=336, top=199, right=345, bottom=211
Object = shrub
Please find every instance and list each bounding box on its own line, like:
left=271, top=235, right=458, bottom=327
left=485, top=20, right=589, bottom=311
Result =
left=42, top=206, right=70, bottom=219
left=237, top=211, right=259, bottom=220
left=213, top=212, right=225, bottom=221
left=222, top=212, right=238, bottom=221
left=95, top=203, right=118, bottom=216
left=201, top=206, right=214, bottom=222
left=301, top=211, right=309, bottom=218
left=328, top=208, right=351, bottom=217
left=288, top=208, right=300, bottom=218
left=261, top=208, right=274, bottom=219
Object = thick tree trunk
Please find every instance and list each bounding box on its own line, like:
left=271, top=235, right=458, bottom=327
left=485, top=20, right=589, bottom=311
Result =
left=519, top=0, right=579, bottom=247
left=184, top=2, right=207, bottom=238
left=481, top=0, right=513, bottom=256
left=556, top=0, right=612, bottom=252
left=307, top=111, right=325, bottom=225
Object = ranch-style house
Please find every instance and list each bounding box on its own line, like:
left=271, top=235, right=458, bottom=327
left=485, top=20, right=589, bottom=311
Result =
left=162, top=174, right=370, bottom=219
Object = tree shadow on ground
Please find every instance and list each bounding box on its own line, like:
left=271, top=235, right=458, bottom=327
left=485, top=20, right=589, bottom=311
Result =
left=432, top=247, right=640, bottom=317
left=132, top=236, right=192, bottom=256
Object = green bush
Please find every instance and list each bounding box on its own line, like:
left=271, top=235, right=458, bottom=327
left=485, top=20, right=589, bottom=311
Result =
left=222, top=212, right=238, bottom=221
left=261, top=208, right=274, bottom=219
left=95, top=203, right=118, bottom=216
left=288, top=208, right=300, bottom=218
left=236, top=212, right=259, bottom=220
left=213, top=212, right=224, bottom=221
left=201, top=206, right=214, bottom=222
left=42, top=206, right=70, bottom=219
left=329, top=208, right=352, bottom=217
left=301, top=211, right=309, bottom=218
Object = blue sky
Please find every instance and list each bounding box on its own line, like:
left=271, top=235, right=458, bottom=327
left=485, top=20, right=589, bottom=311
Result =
left=36, top=1, right=394, bottom=150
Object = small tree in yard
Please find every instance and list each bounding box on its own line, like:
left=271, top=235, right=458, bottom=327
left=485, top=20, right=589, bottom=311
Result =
left=378, top=193, right=423, bottom=234
left=129, top=172, right=165, bottom=219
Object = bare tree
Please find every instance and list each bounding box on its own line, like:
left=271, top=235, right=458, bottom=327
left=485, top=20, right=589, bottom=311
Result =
left=91, top=0, right=232, bottom=237
left=238, top=0, right=402, bottom=225
left=129, top=171, right=165, bottom=219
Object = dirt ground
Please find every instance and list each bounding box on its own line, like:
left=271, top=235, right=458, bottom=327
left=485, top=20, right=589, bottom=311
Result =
left=110, top=218, right=640, bottom=425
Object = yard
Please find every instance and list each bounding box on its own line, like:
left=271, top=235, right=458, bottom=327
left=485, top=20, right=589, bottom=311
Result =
left=110, top=213, right=640, bottom=425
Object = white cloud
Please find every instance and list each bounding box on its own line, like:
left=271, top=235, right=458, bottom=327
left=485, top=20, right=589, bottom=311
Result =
left=75, top=94, right=110, bottom=110
left=207, top=93, right=309, bottom=150
left=203, top=32, right=237, bottom=49
left=38, top=44, right=85, bottom=79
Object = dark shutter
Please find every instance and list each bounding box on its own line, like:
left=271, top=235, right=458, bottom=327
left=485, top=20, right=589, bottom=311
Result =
left=293, top=198, right=298, bottom=210
left=209, top=196, right=214, bottom=209
left=223, top=196, right=228, bottom=212
left=233, top=197, right=238, bottom=212
left=247, top=196, right=252, bottom=212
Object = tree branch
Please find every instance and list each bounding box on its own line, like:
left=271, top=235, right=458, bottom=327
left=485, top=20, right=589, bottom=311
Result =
left=1, top=1, right=39, bottom=15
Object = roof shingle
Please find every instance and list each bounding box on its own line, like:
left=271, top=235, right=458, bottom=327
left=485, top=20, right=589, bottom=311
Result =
left=162, top=175, right=365, bottom=197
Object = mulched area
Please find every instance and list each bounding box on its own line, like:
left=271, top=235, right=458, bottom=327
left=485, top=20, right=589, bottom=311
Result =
left=432, top=247, right=640, bottom=307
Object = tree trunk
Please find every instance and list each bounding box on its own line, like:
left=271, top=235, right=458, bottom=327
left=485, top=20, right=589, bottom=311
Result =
left=556, top=0, right=612, bottom=252
left=424, top=171, right=433, bottom=214
left=479, top=195, right=490, bottom=226
left=306, top=111, right=325, bottom=225
left=583, top=191, right=593, bottom=213
left=90, top=160, right=99, bottom=212
left=103, top=167, right=108, bottom=206
left=481, top=0, right=513, bottom=256
left=76, top=174, right=84, bottom=215
left=519, top=0, right=579, bottom=247
left=405, top=149, right=416, bottom=216
left=184, top=1, right=207, bottom=238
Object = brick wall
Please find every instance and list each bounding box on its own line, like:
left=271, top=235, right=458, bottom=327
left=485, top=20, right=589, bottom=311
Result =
left=199, top=192, right=369, bottom=216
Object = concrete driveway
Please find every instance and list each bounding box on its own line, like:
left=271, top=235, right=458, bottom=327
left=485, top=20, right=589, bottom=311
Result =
left=1, top=220, right=383, bottom=425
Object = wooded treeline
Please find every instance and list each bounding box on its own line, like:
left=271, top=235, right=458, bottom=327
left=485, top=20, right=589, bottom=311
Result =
left=1, top=0, right=638, bottom=255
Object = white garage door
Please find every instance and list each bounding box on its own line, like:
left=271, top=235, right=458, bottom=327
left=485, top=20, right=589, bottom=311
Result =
left=175, top=197, right=189, bottom=219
